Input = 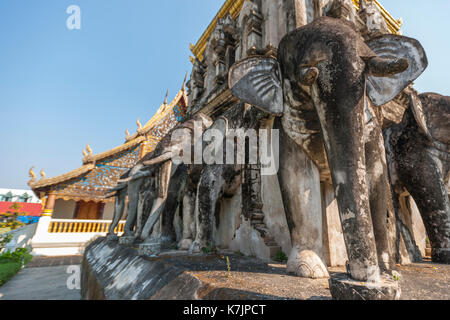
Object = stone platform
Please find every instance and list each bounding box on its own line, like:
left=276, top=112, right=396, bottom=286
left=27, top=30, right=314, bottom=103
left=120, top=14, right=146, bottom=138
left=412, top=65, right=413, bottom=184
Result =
left=81, top=238, right=450, bottom=300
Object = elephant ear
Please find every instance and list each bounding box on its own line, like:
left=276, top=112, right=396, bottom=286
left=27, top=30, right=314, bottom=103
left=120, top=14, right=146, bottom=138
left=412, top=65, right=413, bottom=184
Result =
left=228, top=57, right=283, bottom=115
left=366, top=34, right=428, bottom=106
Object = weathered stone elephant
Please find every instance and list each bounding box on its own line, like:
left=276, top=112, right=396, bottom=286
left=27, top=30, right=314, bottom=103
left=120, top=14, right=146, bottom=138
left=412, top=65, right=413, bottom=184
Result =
left=386, top=90, right=450, bottom=264
left=188, top=112, right=245, bottom=254
left=106, top=113, right=213, bottom=243
left=229, top=17, right=427, bottom=282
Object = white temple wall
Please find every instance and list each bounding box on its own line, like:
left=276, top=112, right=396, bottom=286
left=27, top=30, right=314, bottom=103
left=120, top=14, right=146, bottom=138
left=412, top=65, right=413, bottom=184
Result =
left=261, top=173, right=292, bottom=255
left=214, top=187, right=242, bottom=249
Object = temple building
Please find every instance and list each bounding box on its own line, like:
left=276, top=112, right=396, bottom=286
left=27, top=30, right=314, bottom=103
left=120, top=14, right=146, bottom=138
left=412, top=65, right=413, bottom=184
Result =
left=28, top=82, right=188, bottom=255
left=27, top=0, right=429, bottom=268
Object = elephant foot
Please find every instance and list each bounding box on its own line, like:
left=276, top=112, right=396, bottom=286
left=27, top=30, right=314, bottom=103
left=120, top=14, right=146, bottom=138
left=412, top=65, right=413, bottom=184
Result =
left=286, top=249, right=329, bottom=279
left=106, top=233, right=119, bottom=242
left=138, top=238, right=162, bottom=256
left=118, top=235, right=136, bottom=245
left=123, top=230, right=135, bottom=237
left=432, top=248, right=450, bottom=264
left=179, top=239, right=193, bottom=251
left=189, top=240, right=206, bottom=254
left=160, top=236, right=176, bottom=250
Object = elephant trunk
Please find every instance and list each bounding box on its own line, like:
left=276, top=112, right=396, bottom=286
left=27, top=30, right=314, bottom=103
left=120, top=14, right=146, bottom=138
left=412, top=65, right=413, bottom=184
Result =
left=311, top=84, right=380, bottom=282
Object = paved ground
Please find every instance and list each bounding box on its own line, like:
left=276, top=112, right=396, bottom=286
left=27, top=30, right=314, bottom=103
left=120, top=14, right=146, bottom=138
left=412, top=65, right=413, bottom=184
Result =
left=27, top=255, right=82, bottom=268
left=1, top=253, right=448, bottom=300
left=0, top=256, right=82, bottom=300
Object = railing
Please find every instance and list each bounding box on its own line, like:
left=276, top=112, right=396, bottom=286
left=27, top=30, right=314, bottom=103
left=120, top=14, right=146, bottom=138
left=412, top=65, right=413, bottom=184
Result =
left=48, top=219, right=125, bottom=234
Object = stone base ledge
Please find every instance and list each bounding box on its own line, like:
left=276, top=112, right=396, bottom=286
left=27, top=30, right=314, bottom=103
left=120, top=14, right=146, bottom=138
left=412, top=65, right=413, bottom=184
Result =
left=329, top=273, right=401, bottom=300
left=118, top=236, right=135, bottom=245
left=82, top=237, right=274, bottom=300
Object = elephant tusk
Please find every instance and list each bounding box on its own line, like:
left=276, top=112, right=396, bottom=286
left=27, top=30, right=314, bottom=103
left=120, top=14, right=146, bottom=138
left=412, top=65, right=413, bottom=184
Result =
left=117, top=177, right=133, bottom=183
left=104, top=192, right=117, bottom=199
left=366, top=57, right=409, bottom=77
left=142, top=152, right=174, bottom=166
left=298, top=67, right=319, bottom=86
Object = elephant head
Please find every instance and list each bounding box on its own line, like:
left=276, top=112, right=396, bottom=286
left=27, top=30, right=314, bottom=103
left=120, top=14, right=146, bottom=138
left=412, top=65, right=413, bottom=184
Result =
left=229, top=17, right=427, bottom=282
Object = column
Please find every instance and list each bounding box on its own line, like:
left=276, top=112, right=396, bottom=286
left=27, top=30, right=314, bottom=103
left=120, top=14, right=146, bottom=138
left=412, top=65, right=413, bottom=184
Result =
left=32, top=192, right=56, bottom=243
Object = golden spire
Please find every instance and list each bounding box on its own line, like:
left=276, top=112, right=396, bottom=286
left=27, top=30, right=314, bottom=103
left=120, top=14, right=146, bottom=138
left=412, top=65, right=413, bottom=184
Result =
left=40, top=169, right=46, bottom=179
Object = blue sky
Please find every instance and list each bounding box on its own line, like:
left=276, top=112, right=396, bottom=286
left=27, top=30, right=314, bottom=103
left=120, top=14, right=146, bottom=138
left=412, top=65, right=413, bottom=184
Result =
left=0, top=0, right=448, bottom=189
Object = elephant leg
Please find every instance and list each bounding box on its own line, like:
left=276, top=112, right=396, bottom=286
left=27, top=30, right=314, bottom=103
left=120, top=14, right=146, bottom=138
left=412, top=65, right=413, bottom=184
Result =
left=190, top=165, right=225, bottom=253
left=124, top=179, right=144, bottom=236
left=179, top=186, right=196, bottom=250
left=365, top=114, right=397, bottom=273
left=312, top=90, right=380, bottom=282
left=276, top=121, right=329, bottom=279
left=160, top=165, right=187, bottom=247
left=134, top=179, right=155, bottom=240
left=140, top=161, right=173, bottom=242
left=107, top=188, right=126, bottom=239
left=397, top=141, right=450, bottom=264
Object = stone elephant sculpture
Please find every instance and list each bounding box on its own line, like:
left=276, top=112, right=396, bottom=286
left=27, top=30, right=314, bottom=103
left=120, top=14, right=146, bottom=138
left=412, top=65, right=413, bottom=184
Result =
left=229, top=17, right=428, bottom=282
left=188, top=112, right=245, bottom=254
left=106, top=113, right=213, bottom=243
left=386, top=91, right=450, bottom=264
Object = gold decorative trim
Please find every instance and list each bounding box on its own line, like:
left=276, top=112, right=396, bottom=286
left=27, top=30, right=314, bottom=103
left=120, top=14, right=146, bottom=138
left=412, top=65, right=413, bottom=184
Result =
left=190, top=0, right=244, bottom=62
left=30, top=82, right=187, bottom=200
left=29, top=164, right=96, bottom=189
left=353, top=0, right=402, bottom=34
left=190, top=0, right=402, bottom=62
left=125, top=88, right=188, bottom=142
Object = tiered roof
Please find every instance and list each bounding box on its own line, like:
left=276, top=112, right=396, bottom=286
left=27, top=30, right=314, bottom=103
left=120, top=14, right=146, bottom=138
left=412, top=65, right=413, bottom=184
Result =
left=29, top=84, right=188, bottom=202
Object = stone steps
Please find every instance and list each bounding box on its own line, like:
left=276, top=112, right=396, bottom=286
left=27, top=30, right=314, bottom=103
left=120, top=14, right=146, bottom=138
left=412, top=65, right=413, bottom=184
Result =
left=250, top=212, right=282, bottom=258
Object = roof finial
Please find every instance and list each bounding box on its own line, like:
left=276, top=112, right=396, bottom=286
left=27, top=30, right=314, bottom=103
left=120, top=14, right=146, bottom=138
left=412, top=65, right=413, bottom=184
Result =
left=82, top=148, right=88, bottom=157
left=182, top=72, right=188, bottom=91
left=164, top=89, right=169, bottom=105
left=125, top=128, right=130, bottom=140
left=40, top=169, right=46, bottom=179
left=86, top=144, right=93, bottom=156
left=137, top=118, right=142, bottom=130
left=29, top=166, right=37, bottom=183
